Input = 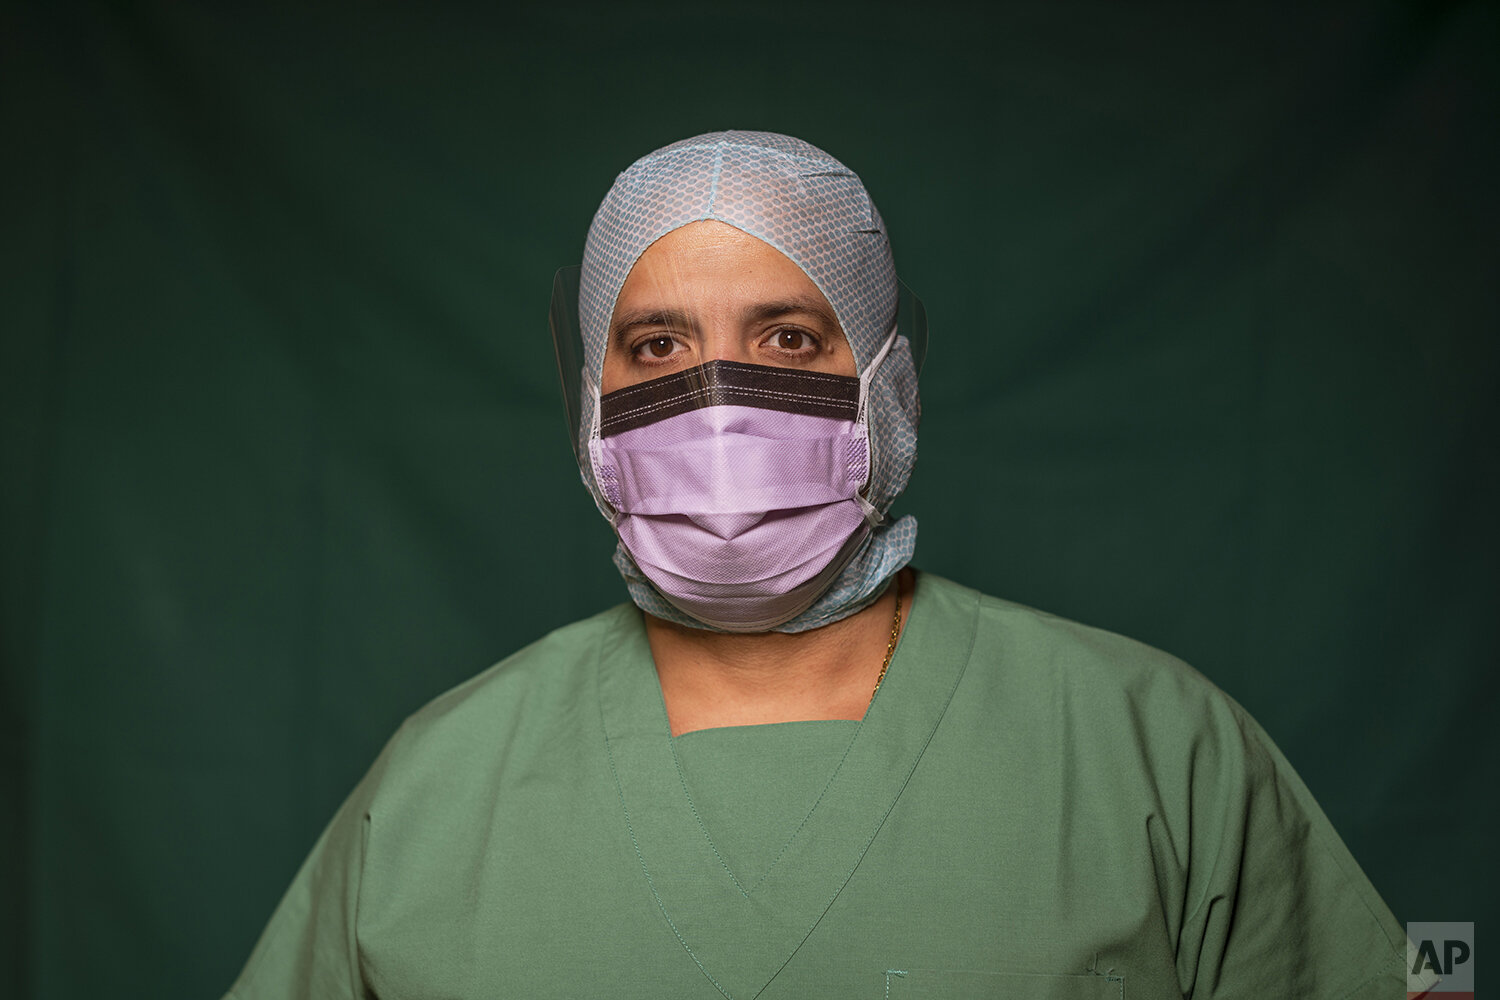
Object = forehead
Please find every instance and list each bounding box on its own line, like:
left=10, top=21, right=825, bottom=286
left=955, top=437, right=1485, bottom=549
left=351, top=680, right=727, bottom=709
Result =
left=616, top=221, right=825, bottom=304
left=608, top=222, right=847, bottom=350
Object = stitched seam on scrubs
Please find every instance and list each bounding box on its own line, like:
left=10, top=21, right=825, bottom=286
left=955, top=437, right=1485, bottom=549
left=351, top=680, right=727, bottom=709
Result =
left=1288, top=741, right=1414, bottom=964
left=598, top=623, right=738, bottom=1000
left=782, top=585, right=978, bottom=980
left=671, top=570, right=906, bottom=897
left=728, top=572, right=923, bottom=900
left=665, top=715, right=866, bottom=899
left=744, top=714, right=866, bottom=895
left=884, top=969, right=907, bottom=998
left=603, top=734, right=735, bottom=1000
left=230, top=792, right=371, bottom=998
left=1085, top=953, right=1125, bottom=992
left=665, top=733, right=750, bottom=897
left=349, top=813, right=372, bottom=996
left=1329, top=948, right=1406, bottom=1000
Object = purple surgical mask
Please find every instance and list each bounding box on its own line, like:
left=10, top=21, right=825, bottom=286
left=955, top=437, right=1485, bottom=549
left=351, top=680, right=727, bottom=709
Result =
left=589, top=357, right=887, bottom=631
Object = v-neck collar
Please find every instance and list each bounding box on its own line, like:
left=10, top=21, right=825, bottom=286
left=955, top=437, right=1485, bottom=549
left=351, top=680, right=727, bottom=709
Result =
left=596, top=573, right=978, bottom=999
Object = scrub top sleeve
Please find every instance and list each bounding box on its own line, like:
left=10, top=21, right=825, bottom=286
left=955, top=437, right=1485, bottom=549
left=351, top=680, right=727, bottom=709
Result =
left=1177, top=697, right=1406, bottom=999
left=222, top=732, right=399, bottom=1000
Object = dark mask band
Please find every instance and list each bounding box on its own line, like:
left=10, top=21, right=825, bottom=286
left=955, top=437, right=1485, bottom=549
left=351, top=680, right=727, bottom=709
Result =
left=597, top=361, right=860, bottom=438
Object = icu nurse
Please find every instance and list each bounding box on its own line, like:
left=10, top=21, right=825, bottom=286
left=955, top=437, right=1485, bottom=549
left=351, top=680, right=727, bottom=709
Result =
left=224, top=131, right=1417, bottom=999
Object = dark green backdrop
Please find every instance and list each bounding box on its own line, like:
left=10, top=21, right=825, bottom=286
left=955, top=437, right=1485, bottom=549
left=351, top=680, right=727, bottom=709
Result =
left=4, top=2, right=1496, bottom=996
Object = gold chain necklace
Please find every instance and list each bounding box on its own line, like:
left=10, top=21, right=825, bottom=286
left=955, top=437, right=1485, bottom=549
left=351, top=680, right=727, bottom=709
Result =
left=870, top=584, right=904, bottom=698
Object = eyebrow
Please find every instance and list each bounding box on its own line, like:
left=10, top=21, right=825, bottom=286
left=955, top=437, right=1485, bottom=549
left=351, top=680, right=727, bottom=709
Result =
left=610, top=297, right=841, bottom=349
left=610, top=308, right=693, bottom=350
left=743, top=297, right=840, bottom=330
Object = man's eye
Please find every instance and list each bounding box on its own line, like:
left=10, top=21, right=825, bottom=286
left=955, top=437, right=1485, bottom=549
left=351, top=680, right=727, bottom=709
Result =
left=774, top=330, right=814, bottom=351
left=637, top=336, right=680, bottom=360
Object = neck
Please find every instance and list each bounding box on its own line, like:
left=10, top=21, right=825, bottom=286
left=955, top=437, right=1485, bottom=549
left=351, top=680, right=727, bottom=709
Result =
left=645, top=569, right=912, bottom=736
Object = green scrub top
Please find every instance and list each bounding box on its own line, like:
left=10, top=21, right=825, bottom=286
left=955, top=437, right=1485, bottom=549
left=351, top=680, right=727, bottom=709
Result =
left=225, top=573, right=1409, bottom=999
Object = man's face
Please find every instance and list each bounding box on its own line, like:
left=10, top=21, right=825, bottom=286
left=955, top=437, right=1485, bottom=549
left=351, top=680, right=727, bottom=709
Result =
left=600, top=220, right=856, bottom=394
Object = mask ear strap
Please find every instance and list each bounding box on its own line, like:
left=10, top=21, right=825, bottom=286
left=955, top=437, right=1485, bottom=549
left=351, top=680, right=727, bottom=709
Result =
left=855, top=320, right=900, bottom=427
left=853, top=319, right=900, bottom=525
left=584, top=371, right=618, bottom=517
left=584, top=370, right=603, bottom=442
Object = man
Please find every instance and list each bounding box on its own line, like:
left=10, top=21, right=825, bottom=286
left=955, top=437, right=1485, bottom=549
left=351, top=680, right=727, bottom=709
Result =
left=225, top=131, right=1413, bottom=998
